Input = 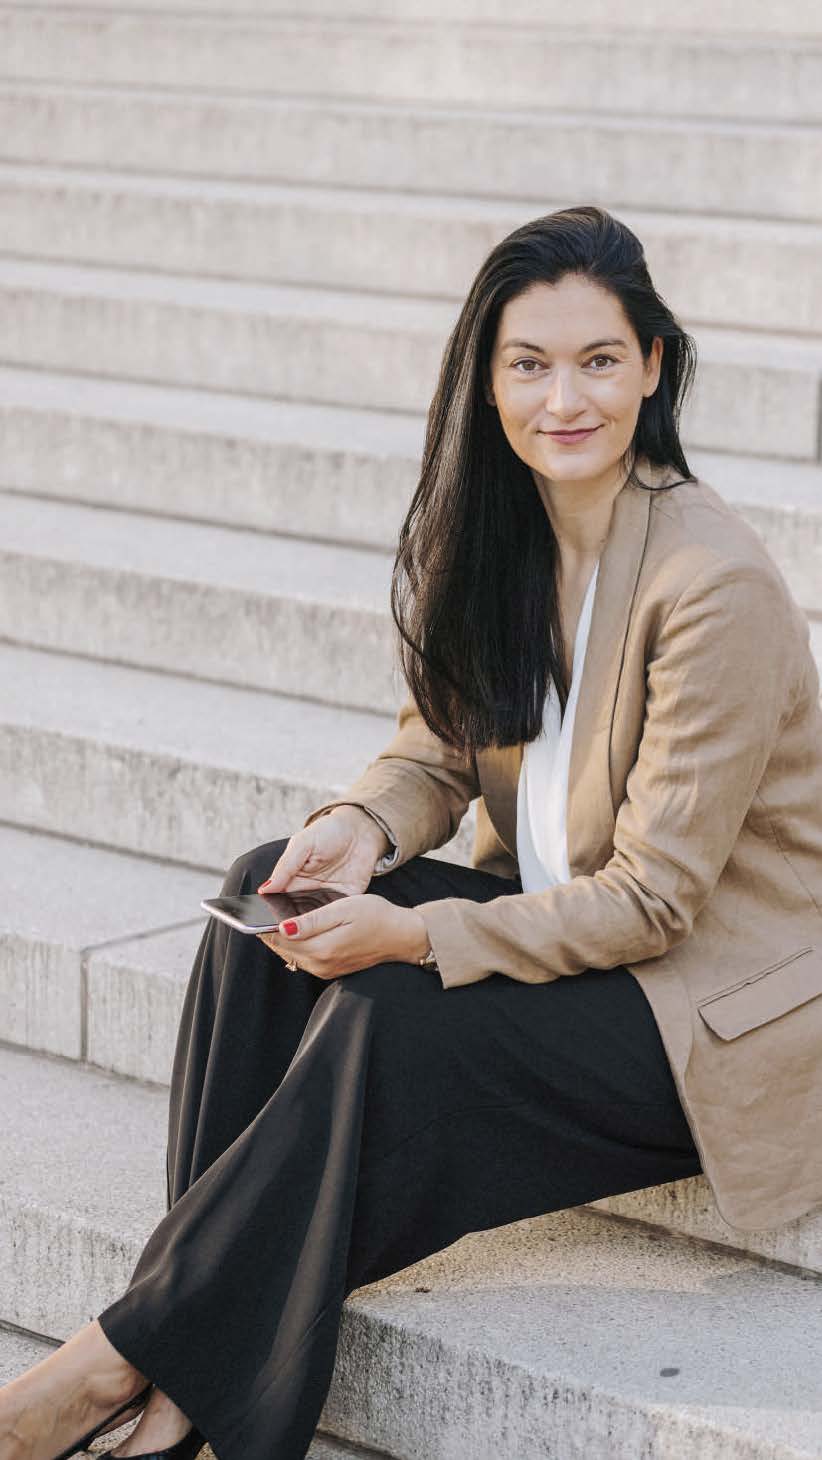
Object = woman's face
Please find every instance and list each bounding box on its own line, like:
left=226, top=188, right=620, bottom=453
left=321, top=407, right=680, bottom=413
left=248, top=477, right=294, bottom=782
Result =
left=486, top=274, right=663, bottom=492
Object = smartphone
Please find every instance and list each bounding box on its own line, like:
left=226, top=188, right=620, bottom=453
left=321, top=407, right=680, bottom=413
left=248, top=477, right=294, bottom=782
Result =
left=201, top=886, right=349, bottom=934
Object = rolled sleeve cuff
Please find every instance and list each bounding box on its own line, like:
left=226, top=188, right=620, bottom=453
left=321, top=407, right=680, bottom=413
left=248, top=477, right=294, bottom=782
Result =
left=414, top=895, right=497, bottom=990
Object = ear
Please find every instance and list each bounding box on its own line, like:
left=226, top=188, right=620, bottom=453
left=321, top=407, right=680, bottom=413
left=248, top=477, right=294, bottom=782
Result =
left=642, top=336, right=664, bottom=398
left=483, top=375, right=496, bottom=408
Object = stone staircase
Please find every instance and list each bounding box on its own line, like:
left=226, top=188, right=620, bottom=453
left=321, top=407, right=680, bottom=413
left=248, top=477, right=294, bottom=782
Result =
left=0, top=4, right=820, bottom=1456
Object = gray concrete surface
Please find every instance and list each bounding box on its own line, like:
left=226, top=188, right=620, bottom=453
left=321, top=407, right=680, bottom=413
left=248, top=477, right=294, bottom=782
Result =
left=2, top=1046, right=820, bottom=1459
left=2, top=166, right=821, bottom=336
left=4, top=0, right=822, bottom=30
left=0, top=641, right=395, bottom=869
left=0, top=490, right=399, bottom=714
left=0, top=823, right=211, bottom=1062
left=1, top=13, right=820, bottom=122
left=592, top=1176, right=822, bottom=1278
left=0, top=85, right=821, bottom=223
left=1, top=367, right=819, bottom=572
left=0, top=256, right=820, bottom=458
left=324, top=1208, right=822, bottom=1459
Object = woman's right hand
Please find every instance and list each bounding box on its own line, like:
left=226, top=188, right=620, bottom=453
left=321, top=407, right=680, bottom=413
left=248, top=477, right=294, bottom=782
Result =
left=256, top=806, right=393, bottom=898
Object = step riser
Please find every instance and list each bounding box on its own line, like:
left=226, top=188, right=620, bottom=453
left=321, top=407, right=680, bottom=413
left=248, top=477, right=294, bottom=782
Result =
left=4, top=731, right=344, bottom=873
left=1, top=284, right=819, bottom=460
left=1, top=926, right=192, bottom=1085
left=1, top=89, right=820, bottom=222
left=0, top=823, right=214, bottom=1071
left=0, top=725, right=474, bottom=880
left=1, top=535, right=820, bottom=713
left=322, top=1305, right=791, bottom=1460
left=0, top=551, right=400, bottom=715
left=0, top=935, right=84, bottom=1061
left=86, top=940, right=192, bottom=1087
left=0, top=399, right=418, bottom=551
left=1, top=404, right=820, bottom=620
left=5, top=0, right=822, bottom=32
left=0, top=273, right=454, bottom=419
left=2, top=724, right=340, bottom=872
left=3, top=175, right=822, bottom=336
left=0, top=1200, right=146, bottom=1338
left=742, top=505, right=822, bottom=616
left=592, top=1181, right=822, bottom=1281
left=2, top=14, right=820, bottom=123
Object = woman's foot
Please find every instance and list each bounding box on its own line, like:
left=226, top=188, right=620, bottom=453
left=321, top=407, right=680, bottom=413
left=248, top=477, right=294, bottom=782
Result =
left=0, top=1319, right=148, bottom=1460
left=106, top=1387, right=193, bottom=1457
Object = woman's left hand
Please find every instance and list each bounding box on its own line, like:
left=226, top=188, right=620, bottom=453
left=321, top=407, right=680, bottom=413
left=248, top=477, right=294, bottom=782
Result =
left=256, top=893, right=431, bottom=979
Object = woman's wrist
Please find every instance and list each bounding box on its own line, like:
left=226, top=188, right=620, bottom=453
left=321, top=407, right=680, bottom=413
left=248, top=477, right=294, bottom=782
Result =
left=326, top=804, right=392, bottom=860
left=403, top=908, right=433, bottom=963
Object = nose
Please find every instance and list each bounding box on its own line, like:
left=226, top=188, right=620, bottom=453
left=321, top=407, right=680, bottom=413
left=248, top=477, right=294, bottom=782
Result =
left=542, top=368, right=586, bottom=417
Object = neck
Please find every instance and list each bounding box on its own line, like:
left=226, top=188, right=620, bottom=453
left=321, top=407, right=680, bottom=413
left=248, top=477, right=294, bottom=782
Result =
left=533, top=461, right=631, bottom=570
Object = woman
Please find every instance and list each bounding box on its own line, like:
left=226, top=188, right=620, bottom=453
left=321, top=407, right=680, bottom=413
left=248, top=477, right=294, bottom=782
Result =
left=3, top=205, right=821, bottom=1460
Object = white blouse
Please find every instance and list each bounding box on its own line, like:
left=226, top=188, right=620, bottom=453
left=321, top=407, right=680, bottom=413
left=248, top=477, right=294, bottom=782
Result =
left=516, top=560, right=600, bottom=893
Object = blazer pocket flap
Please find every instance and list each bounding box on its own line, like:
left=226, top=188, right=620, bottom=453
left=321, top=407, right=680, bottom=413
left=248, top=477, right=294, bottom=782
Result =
left=698, top=946, right=820, bottom=1040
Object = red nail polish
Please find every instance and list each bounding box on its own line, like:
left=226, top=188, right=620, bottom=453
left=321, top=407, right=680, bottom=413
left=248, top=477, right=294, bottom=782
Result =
left=282, top=920, right=299, bottom=936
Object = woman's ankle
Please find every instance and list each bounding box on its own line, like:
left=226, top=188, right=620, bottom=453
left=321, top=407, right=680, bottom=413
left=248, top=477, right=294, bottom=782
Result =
left=63, top=1321, right=147, bottom=1411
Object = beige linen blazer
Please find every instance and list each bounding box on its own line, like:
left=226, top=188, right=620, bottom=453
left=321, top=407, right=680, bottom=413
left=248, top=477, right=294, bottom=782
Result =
left=305, top=459, right=822, bottom=1232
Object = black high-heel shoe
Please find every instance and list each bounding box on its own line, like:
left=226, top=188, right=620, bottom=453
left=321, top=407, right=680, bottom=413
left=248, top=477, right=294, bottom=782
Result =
left=88, top=1426, right=206, bottom=1460
left=50, top=1382, right=204, bottom=1460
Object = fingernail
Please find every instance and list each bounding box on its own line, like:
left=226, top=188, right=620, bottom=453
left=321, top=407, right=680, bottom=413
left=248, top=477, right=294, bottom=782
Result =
left=281, top=920, right=299, bottom=937
left=257, top=881, right=271, bottom=892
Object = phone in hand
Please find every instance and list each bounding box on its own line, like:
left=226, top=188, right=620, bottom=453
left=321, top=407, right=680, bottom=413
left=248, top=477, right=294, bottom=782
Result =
left=201, top=886, right=349, bottom=934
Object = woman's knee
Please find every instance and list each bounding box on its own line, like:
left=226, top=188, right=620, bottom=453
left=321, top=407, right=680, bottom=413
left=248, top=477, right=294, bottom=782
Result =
left=221, top=836, right=292, bottom=895
left=335, top=964, right=441, bottom=1065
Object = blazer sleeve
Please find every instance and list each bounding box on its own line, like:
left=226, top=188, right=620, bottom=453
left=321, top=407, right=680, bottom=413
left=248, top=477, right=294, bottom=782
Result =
left=417, top=559, right=806, bottom=989
left=302, top=691, right=480, bottom=864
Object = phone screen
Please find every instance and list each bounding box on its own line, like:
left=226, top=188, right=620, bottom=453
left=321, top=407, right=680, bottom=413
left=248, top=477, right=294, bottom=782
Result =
left=201, top=887, right=348, bottom=933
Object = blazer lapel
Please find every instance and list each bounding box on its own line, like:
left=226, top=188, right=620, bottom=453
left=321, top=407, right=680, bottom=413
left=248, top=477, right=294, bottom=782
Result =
left=564, top=476, right=651, bottom=875
left=566, top=457, right=685, bottom=875
left=477, top=456, right=684, bottom=870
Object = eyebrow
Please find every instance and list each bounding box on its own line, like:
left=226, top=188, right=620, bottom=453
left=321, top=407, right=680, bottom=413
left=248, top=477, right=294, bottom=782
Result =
left=500, top=337, right=628, bottom=352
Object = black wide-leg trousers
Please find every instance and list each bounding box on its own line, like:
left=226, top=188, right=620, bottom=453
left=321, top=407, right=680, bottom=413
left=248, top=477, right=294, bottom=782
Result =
left=97, top=837, right=701, bottom=1460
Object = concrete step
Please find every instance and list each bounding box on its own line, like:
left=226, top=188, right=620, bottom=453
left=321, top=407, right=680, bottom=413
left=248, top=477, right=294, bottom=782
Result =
left=0, top=488, right=820, bottom=721
left=1, top=258, right=821, bottom=460
left=0, top=1046, right=820, bottom=1459
left=592, top=1178, right=822, bottom=1289
left=0, top=640, right=474, bottom=871
left=0, top=490, right=400, bottom=715
left=0, top=82, right=820, bottom=223
left=2, top=164, right=821, bottom=336
left=0, top=369, right=820, bottom=622
left=0, top=1324, right=55, bottom=1381
left=4, top=0, right=822, bottom=36
left=0, top=366, right=422, bottom=553
left=2, top=12, right=821, bottom=123
left=0, top=822, right=209, bottom=1074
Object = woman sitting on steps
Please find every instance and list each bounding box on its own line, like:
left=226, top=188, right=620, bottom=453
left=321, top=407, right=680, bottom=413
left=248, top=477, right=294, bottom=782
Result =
left=2, top=203, right=821, bottom=1460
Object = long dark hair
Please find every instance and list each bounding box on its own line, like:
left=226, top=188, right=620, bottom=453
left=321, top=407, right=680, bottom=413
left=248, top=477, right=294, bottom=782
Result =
left=390, top=204, right=697, bottom=756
